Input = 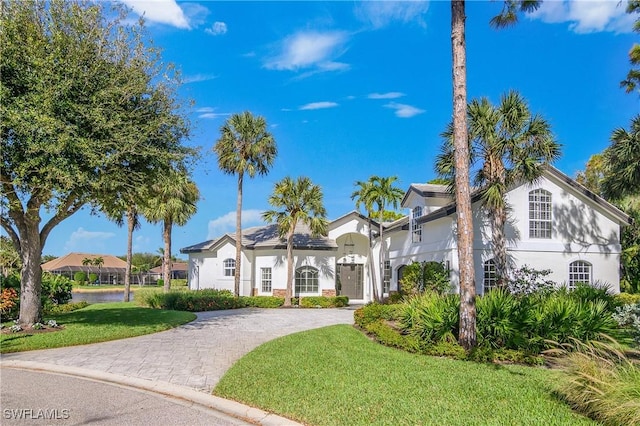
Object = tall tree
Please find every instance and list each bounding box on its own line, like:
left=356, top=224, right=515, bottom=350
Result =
left=351, top=180, right=379, bottom=302
left=144, top=170, right=199, bottom=293
left=622, top=0, right=640, bottom=94
left=82, top=257, right=93, bottom=278
left=448, top=0, right=541, bottom=349
left=602, top=115, right=640, bottom=202
left=263, top=177, right=328, bottom=307
left=437, top=91, right=559, bottom=286
left=0, top=0, right=192, bottom=325
left=214, top=112, right=277, bottom=297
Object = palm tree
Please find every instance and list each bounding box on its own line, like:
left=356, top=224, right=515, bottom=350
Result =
left=144, top=170, right=199, bottom=293
left=351, top=180, right=379, bottom=302
left=214, top=111, right=277, bottom=297
left=92, top=256, right=104, bottom=284
left=438, top=91, right=559, bottom=286
left=81, top=257, right=92, bottom=282
left=449, top=0, right=542, bottom=350
left=262, top=176, right=328, bottom=307
left=602, top=115, right=640, bottom=202
left=352, top=176, right=403, bottom=302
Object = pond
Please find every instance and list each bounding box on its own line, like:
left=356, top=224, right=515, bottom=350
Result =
left=71, top=291, right=135, bottom=304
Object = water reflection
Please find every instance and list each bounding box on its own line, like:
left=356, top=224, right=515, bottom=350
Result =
left=71, top=291, right=135, bottom=304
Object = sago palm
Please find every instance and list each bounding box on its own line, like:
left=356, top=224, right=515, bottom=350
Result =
left=144, top=170, right=199, bottom=293
left=214, top=111, right=277, bottom=296
left=437, top=90, right=559, bottom=286
left=262, top=176, right=328, bottom=307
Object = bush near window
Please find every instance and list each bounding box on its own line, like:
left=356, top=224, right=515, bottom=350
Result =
left=299, top=296, right=349, bottom=308
left=73, top=271, right=87, bottom=284
left=88, top=273, right=98, bottom=284
left=399, top=261, right=451, bottom=296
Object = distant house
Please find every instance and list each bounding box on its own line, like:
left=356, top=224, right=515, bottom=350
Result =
left=181, top=166, right=631, bottom=302
left=42, top=252, right=127, bottom=284
left=149, top=262, right=188, bottom=282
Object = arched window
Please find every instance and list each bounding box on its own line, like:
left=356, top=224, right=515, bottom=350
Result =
left=295, top=266, right=319, bottom=294
left=223, top=258, right=235, bottom=277
left=529, top=189, right=552, bottom=239
left=412, top=206, right=423, bottom=243
left=568, top=261, right=592, bottom=290
left=483, top=259, right=497, bottom=293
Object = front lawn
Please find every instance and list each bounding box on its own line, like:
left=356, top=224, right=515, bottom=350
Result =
left=215, top=325, right=595, bottom=426
left=0, top=302, right=195, bottom=353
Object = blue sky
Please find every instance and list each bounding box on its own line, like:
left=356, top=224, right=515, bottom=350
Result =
left=38, top=0, right=638, bottom=258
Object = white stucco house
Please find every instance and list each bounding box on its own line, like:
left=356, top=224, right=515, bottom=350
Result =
left=181, top=166, right=631, bottom=302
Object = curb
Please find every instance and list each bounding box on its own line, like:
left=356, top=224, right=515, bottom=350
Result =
left=0, top=360, right=301, bottom=426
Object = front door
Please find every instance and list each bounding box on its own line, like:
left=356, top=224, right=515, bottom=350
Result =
left=337, top=264, right=363, bottom=299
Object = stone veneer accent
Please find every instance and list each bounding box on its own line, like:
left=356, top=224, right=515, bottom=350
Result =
left=273, top=289, right=286, bottom=298
left=322, top=289, right=337, bottom=297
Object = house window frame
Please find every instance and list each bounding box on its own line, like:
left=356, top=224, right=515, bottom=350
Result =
left=412, top=206, right=423, bottom=243
left=260, top=267, right=272, bottom=293
left=383, top=260, right=391, bottom=294
left=529, top=189, right=552, bottom=239
left=223, top=258, right=235, bottom=277
left=295, top=266, right=319, bottom=294
left=483, top=259, right=497, bottom=293
left=568, top=260, right=592, bottom=290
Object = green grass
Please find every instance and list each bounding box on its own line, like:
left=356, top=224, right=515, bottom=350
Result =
left=215, top=325, right=596, bottom=426
left=0, top=302, right=195, bottom=353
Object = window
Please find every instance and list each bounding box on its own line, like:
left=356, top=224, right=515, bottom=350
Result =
left=568, top=261, right=592, bottom=290
left=383, top=261, right=391, bottom=293
left=412, top=206, right=423, bottom=243
left=260, top=267, right=272, bottom=293
left=295, top=266, right=319, bottom=294
left=223, top=258, right=235, bottom=277
left=483, top=259, right=497, bottom=293
left=529, top=189, right=552, bottom=239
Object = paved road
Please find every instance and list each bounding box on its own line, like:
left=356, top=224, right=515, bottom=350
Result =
left=1, top=368, right=248, bottom=426
left=2, top=307, right=355, bottom=392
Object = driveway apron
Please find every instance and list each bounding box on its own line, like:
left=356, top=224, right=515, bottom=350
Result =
left=1, top=308, right=355, bottom=393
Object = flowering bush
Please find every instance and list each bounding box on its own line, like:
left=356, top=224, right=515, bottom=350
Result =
left=32, top=322, right=44, bottom=330
left=9, top=323, right=22, bottom=333
left=506, top=265, right=555, bottom=295
left=47, top=320, right=58, bottom=328
left=613, top=303, right=640, bottom=346
left=0, top=287, right=19, bottom=321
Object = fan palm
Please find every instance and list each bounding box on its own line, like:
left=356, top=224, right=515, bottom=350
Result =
left=437, top=90, right=560, bottom=286
left=144, top=170, right=199, bottom=293
left=214, top=111, right=277, bottom=296
left=262, top=177, right=328, bottom=307
left=602, top=114, right=640, bottom=202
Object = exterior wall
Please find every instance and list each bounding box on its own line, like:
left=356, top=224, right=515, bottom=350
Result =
left=186, top=242, right=253, bottom=295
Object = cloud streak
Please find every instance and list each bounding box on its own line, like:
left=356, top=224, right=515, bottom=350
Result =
left=206, top=21, right=228, bottom=36
left=384, top=102, right=425, bottom=118
left=207, top=210, right=264, bottom=239
left=196, top=107, right=231, bottom=119
left=355, top=1, right=429, bottom=29
left=299, top=102, right=339, bottom=110
left=368, top=92, right=405, bottom=100
left=64, top=227, right=116, bottom=252
left=529, top=0, right=633, bottom=33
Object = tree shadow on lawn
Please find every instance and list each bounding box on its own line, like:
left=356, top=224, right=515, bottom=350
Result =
left=48, top=306, right=194, bottom=328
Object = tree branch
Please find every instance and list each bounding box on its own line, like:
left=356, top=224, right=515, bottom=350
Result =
left=40, top=194, right=85, bottom=246
left=0, top=215, right=21, bottom=253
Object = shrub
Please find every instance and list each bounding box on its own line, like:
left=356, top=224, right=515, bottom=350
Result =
left=0, top=287, right=19, bottom=321
left=616, top=292, right=640, bottom=306
left=157, top=279, right=164, bottom=287
left=144, top=289, right=243, bottom=311
left=398, top=293, right=459, bottom=344
left=73, top=271, right=87, bottom=284
left=41, top=273, right=73, bottom=305
left=506, top=265, right=555, bottom=295
left=353, top=303, right=400, bottom=328
left=299, top=296, right=349, bottom=308
left=476, top=289, right=523, bottom=349
left=569, top=282, right=617, bottom=312
left=45, top=301, right=89, bottom=314
left=613, top=303, right=640, bottom=346
left=241, top=296, right=284, bottom=308
left=554, top=340, right=640, bottom=426
left=88, top=273, right=98, bottom=284
left=365, top=320, right=422, bottom=353
left=399, top=261, right=451, bottom=296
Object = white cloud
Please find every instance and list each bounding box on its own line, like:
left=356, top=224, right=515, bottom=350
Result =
left=368, top=92, right=406, bottom=100
left=121, top=0, right=190, bottom=29
left=196, top=107, right=230, bottom=119
left=206, top=21, right=228, bottom=36
left=64, top=227, right=116, bottom=252
left=207, top=210, right=264, bottom=239
left=183, top=73, right=218, bottom=84
left=299, top=101, right=339, bottom=110
left=384, top=102, right=425, bottom=118
left=530, top=0, right=633, bottom=34
left=355, top=1, right=430, bottom=29
left=264, top=30, right=350, bottom=76
left=133, top=234, right=151, bottom=251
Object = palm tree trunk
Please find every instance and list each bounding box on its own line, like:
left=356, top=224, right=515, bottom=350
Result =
left=284, top=226, right=295, bottom=307
left=163, top=220, right=171, bottom=294
left=367, top=218, right=378, bottom=302
left=452, top=0, right=477, bottom=350
left=124, top=209, right=134, bottom=302
left=234, top=173, right=243, bottom=296
left=492, top=203, right=508, bottom=287
left=376, top=216, right=385, bottom=303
